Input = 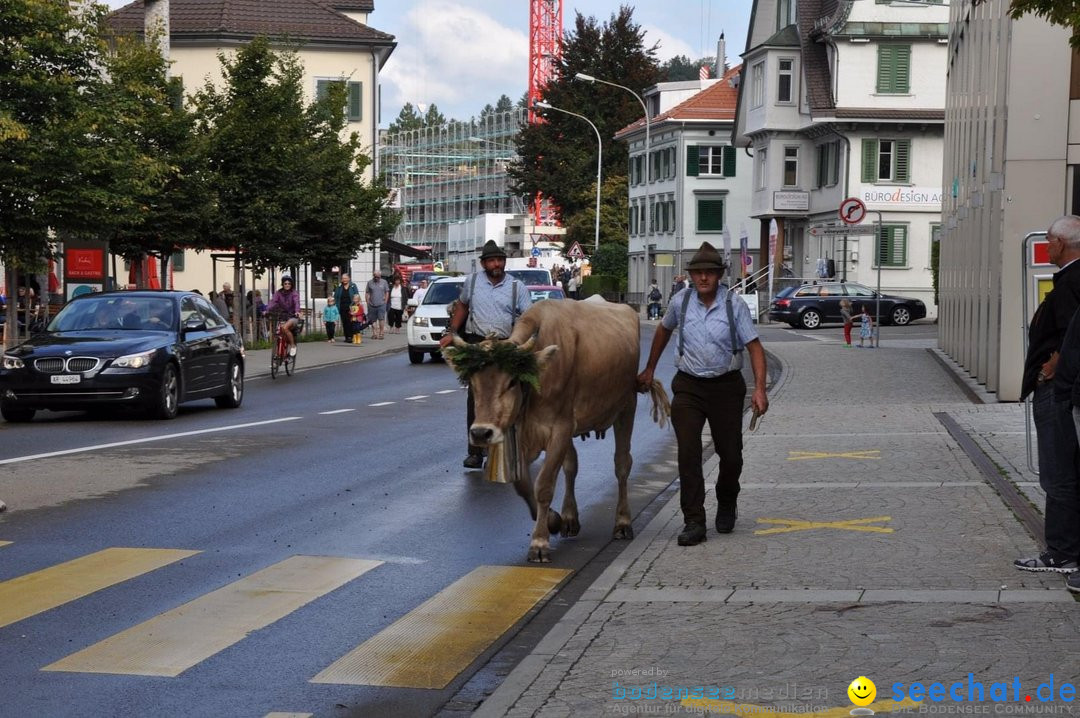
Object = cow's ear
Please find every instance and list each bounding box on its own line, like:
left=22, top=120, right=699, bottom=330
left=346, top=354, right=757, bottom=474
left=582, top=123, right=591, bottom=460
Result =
left=535, top=345, right=558, bottom=369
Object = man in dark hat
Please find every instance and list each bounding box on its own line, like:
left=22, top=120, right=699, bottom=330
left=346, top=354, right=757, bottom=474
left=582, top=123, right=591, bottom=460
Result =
left=637, top=241, right=769, bottom=546
left=440, top=240, right=533, bottom=469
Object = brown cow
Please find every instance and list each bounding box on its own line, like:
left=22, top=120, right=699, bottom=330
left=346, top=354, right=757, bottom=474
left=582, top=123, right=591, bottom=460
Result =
left=446, top=298, right=670, bottom=562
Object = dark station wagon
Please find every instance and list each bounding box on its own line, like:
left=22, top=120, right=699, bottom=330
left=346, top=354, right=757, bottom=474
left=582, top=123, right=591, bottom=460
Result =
left=768, top=282, right=927, bottom=329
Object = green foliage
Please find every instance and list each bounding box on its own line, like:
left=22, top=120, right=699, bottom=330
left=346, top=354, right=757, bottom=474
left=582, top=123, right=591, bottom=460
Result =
left=509, top=6, right=660, bottom=227
left=590, top=243, right=629, bottom=279
left=581, top=274, right=621, bottom=298
left=564, top=174, right=629, bottom=253
left=1007, top=0, right=1080, bottom=45
left=423, top=104, right=447, bottom=126
left=444, top=341, right=541, bottom=392
left=660, top=55, right=714, bottom=81
left=388, top=102, right=424, bottom=132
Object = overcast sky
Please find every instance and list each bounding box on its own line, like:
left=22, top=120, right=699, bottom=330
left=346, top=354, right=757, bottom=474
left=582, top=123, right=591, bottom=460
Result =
left=103, top=1, right=754, bottom=125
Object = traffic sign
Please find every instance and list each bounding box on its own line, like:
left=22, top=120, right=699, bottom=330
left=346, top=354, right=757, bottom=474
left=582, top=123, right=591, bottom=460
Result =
left=809, top=225, right=877, bottom=237
left=531, top=247, right=541, bottom=258
left=839, top=197, right=866, bottom=225
left=566, top=242, right=585, bottom=260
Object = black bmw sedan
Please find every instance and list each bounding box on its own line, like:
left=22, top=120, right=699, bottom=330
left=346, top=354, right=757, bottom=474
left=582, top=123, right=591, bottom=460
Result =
left=0, top=291, right=244, bottom=422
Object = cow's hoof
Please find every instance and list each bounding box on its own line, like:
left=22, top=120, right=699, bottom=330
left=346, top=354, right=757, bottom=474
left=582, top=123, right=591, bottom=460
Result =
left=613, top=524, right=634, bottom=540
left=547, top=510, right=562, bottom=534
left=560, top=515, right=581, bottom=537
left=528, top=545, right=552, bottom=563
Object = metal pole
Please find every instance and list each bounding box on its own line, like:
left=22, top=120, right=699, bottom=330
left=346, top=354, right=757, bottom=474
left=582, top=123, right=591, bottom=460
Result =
left=532, top=101, right=603, bottom=252
left=1022, top=231, right=1046, bottom=476
left=871, top=210, right=883, bottom=347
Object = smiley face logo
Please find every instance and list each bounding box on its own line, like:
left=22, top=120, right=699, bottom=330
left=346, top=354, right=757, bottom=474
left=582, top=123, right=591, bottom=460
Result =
left=848, top=676, right=876, bottom=707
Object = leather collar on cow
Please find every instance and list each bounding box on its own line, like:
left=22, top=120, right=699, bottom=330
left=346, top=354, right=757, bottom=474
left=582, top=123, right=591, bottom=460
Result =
left=443, top=339, right=541, bottom=393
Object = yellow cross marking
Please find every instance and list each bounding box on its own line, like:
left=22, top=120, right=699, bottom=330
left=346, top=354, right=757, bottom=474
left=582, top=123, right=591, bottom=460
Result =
left=787, top=450, right=881, bottom=461
left=755, top=516, right=894, bottom=535
left=682, top=697, right=922, bottom=717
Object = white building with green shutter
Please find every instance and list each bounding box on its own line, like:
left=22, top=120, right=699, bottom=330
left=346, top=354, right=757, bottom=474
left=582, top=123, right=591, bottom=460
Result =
left=615, top=64, right=755, bottom=302
left=733, top=0, right=947, bottom=317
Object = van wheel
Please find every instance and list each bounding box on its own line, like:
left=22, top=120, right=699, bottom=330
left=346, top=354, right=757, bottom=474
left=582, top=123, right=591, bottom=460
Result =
left=408, top=348, right=425, bottom=364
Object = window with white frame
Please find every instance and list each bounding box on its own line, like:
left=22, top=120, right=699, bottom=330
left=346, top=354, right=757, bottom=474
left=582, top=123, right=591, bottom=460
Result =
left=692, top=145, right=737, bottom=177
left=783, top=146, right=799, bottom=187
left=861, top=138, right=910, bottom=183
left=756, top=148, right=768, bottom=190
left=777, top=58, right=794, bottom=104
left=751, top=62, right=765, bottom=108
left=777, top=0, right=796, bottom=29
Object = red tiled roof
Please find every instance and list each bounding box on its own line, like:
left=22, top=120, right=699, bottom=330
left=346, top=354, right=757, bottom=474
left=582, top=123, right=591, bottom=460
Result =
left=615, top=64, right=743, bottom=139
left=108, top=0, right=394, bottom=44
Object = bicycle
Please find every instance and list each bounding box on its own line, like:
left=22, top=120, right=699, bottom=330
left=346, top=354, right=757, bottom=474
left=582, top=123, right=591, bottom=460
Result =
left=269, top=317, right=300, bottom=379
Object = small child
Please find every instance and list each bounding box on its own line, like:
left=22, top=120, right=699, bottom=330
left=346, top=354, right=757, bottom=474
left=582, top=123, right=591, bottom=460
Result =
left=323, top=299, right=340, bottom=343
left=858, top=305, right=874, bottom=348
left=350, top=296, right=365, bottom=344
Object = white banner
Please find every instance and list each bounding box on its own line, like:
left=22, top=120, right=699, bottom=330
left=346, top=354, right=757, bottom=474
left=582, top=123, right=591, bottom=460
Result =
left=857, top=185, right=943, bottom=209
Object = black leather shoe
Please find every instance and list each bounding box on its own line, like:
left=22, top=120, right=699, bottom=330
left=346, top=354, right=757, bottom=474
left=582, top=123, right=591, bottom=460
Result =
left=715, top=503, right=737, bottom=534
left=677, top=522, right=707, bottom=546
left=463, top=454, right=483, bottom=469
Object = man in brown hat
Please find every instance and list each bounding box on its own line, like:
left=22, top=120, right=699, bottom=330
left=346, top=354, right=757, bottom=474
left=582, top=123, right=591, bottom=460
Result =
left=637, top=241, right=769, bottom=546
left=440, top=240, right=533, bottom=468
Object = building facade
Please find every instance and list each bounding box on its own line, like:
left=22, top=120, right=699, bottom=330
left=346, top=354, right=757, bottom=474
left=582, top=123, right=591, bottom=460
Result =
left=939, top=1, right=1076, bottom=400
left=618, top=66, right=756, bottom=301
left=734, top=0, right=946, bottom=317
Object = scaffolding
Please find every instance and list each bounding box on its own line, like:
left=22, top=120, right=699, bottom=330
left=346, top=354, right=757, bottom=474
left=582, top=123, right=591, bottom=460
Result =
left=379, top=109, right=526, bottom=260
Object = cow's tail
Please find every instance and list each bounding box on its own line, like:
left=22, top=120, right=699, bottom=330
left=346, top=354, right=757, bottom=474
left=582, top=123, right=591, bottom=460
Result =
left=647, top=379, right=671, bottom=429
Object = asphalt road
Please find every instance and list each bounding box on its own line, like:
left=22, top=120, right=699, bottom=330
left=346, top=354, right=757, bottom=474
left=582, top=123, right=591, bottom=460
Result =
left=0, top=323, right=701, bottom=718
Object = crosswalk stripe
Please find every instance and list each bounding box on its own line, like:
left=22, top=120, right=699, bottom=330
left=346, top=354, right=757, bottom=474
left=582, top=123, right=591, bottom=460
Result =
left=43, top=556, right=382, bottom=677
left=310, top=565, right=570, bottom=689
left=404, top=395, right=428, bottom=401
left=318, top=409, right=355, bottom=415
left=369, top=401, right=395, bottom=407
left=0, top=548, right=198, bottom=630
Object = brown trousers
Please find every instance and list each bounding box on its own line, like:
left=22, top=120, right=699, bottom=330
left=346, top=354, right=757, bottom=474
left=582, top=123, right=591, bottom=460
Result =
left=671, top=370, right=747, bottom=526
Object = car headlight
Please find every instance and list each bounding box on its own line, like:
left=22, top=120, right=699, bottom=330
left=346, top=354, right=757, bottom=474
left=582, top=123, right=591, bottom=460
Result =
left=2, top=355, right=24, bottom=370
left=112, top=349, right=157, bottom=369
left=412, top=316, right=430, bottom=327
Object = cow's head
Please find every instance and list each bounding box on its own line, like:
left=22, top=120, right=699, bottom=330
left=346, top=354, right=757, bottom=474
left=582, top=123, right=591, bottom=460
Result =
left=444, top=335, right=558, bottom=446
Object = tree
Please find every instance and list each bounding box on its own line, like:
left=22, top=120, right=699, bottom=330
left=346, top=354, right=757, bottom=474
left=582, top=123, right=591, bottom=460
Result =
left=1004, top=0, right=1080, bottom=45
left=494, top=94, right=515, bottom=114
left=509, top=6, right=660, bottom=227
left=590, top=241, right=629, bottom=278
left=660, top=55, right=714, bottom=81
left=388, top=102, right=424, bottom=132
left=563, top=174, right=629, bottom=263
left=423, top=103, right=447, bottom=126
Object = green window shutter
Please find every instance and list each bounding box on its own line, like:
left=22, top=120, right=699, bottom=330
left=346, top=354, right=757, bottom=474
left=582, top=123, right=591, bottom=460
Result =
left=697, top=199, right=724, bottom=231
left=686, top=145, right=699, bottom=177
left=877, top=47, right=891, bottom=93
left=895, top=139, right=911, bottom=183
left=861, top=139, right=878, bottom=183
left=723, top=145, right=736, bottom=177
left=348, top=82, right=363, bottom=121
left=171, top=250, right=185, bottom=271
left=316, top=79, right=331, bottom=102
left=894, top=46, right=911, bottom=93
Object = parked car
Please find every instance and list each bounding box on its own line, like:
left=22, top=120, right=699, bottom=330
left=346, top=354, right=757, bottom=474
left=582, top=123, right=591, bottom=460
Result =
left=0, top=291, right=244, bottom=422
left=768, top=282, right=926, bottom=329
left=528, top=285, right=565, bottom=301
left=507, top=268, right=552, bottom=286
left=407, top=276, right=464, bottom=364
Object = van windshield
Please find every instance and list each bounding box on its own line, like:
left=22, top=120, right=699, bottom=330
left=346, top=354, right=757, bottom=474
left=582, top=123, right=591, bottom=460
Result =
left=423, top=282, right=463, bottom=305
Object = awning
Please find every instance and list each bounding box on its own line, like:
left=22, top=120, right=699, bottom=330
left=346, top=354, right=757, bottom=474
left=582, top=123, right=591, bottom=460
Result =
left=382, top=238, right=431, bottom=259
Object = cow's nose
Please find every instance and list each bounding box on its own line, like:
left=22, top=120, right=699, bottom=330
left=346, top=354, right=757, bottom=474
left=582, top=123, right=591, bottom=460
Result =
left=470, top=426, right=494, bottom=445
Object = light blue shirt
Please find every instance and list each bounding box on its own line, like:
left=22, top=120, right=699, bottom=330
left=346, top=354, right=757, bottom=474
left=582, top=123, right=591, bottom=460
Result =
left=662, top=286, right=758, bottom=378
left=461, top=272, right=532, bottom=339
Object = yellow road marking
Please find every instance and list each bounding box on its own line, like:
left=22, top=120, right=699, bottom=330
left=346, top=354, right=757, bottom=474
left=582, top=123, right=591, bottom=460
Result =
left=311, top=565, right=571, bottom=689
left=787, top=450, right=881, bottom=461
left=755, top=516, right=894, bottom=535
left=0, top=547, right=198, bottom=630
left=44, top=556, right=381, bottom=677
left=683, top=697, right=922, bottom=717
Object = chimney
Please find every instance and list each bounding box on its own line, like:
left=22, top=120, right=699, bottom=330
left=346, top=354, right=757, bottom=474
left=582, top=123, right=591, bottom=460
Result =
left=715, top=32, right=726, bottom=76
left=144, top=0, right=170, bottom=65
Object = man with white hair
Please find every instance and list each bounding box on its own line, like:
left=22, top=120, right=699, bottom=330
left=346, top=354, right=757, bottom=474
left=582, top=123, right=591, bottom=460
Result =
left=365, top=268, right=390, bottom=340
left=1016, top=215, right=1080, bottom=579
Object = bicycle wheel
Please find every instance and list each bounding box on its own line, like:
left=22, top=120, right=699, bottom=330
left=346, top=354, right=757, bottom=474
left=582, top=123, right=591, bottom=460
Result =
left=285, top=351, right=296, bottom=376
left=270, top=353, right=279, bottom=379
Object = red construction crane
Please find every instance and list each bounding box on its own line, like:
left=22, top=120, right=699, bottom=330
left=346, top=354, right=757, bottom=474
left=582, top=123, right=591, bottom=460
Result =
left=528, top=0, right=562, bottom=227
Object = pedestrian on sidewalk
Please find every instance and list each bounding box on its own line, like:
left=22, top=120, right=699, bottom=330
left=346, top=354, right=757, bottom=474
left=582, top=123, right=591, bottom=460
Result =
left=387, top=273, right=409, bottom=335
left=840, top=298, right=854, bottom=347
left=439, top=240, right=531, bottom=469
left=1016, top=214, right=1080, bottom=577
left=333, top=273, right=359, bottom=343
left=637, top=241, right=769, bottom=547
left=322, top=299, right=339, bottom=343
left=858, top=304, right=873, bottom=348
left=366, top=269, right=390, bottom=340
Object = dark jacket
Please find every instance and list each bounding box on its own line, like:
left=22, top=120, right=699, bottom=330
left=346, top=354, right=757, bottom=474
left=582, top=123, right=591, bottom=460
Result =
left=1023, top=259, right=1080, bottom=399
left=334, top=282, right=359, bottom=307
left=1053, top=306, right=1080, bottom=405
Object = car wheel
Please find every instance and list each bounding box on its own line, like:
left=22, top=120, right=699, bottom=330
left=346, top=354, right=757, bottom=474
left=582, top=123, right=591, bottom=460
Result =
left=214, top=360, right=244, bottom=409
left=891, top=306, right=912, bottom=326
left=1, top=403, right=34, bottom=423
left=800, top=309, right=822, bottom=330
left=150, top=363, right=180, bottom=419
left=408, top=348, right=425, bottom=364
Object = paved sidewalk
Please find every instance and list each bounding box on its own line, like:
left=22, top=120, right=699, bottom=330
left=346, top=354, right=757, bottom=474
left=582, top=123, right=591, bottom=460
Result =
left=244, top=329, right=409, bottom=379
left=475, top=328, right=1077, bottom=717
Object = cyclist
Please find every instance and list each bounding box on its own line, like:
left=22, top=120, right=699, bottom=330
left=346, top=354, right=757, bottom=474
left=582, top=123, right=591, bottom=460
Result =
left=265, top=276, right=302, bottom=356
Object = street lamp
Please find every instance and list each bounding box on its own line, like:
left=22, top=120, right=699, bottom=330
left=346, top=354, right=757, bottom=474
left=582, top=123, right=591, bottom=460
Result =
left=533, top=100, right=603, bottom=253
left=575, top=72, right=651, bottom=276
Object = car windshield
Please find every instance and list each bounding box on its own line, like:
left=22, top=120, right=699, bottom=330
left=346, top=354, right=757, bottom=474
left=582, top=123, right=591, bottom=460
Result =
left=530, top=289, right=565, bottom=301
left=423, top=281, right=463, bottom=305
left=507, top=270, right=551, bottom=286
left=48, top=296, right=176, bottom=332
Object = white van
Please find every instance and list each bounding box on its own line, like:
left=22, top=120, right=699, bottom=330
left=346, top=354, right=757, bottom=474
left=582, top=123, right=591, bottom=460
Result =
left=406, top=276, right=464, bottom=364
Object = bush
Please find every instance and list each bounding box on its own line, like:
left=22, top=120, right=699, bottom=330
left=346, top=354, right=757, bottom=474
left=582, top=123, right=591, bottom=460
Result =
left=581, top=275, right=620, bottom=299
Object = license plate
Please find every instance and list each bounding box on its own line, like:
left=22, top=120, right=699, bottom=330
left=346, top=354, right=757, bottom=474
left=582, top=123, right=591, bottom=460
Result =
left=50, top=374, right=81, bottom=385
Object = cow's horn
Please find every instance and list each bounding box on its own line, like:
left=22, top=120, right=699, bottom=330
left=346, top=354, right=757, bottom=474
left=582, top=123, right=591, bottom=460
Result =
left=518, top=335, right=536, bottom=353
